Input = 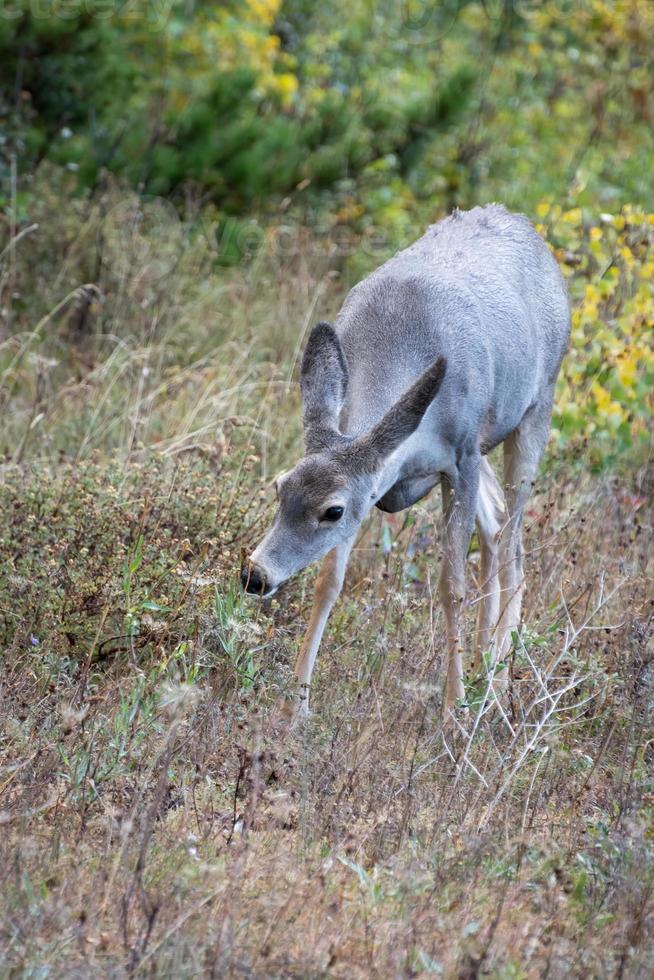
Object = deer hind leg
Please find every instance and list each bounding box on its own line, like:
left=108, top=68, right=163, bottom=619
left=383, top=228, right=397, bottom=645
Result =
left=286, top=536, right=355, bottom=718
left=439, top=451, right=480, bottom=716
left=474, top=458, right=508, bottom=674
left=497, top=394, right=555, bottom=662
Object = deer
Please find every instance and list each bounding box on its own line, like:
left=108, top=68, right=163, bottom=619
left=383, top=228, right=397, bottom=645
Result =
left=241, top=204, right=570, bottom=720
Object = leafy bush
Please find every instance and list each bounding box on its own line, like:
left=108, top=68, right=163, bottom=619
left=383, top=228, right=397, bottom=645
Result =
left=4, top=1, right=651, bottom=234
left=1, top=2, right=652, bottom=464
left=543, top=204, right=654, bottom=468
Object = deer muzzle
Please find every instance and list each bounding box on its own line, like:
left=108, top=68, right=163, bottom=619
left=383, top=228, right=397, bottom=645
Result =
left=240, top=560, right=274, bottom=597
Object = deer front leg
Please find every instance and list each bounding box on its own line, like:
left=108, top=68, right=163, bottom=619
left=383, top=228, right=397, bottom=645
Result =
left=283, top=536, right=355, bottom=719
left=439, top=452, right=480, bottom=717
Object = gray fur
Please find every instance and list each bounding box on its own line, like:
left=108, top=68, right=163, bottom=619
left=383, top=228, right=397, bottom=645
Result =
left=301, top=321, right=349, bottom=453
left=242, top=204, right=570, bottom=714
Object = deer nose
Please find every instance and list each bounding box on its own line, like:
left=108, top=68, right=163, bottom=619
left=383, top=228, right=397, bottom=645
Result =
left=241, top=562, right=268, bottom=596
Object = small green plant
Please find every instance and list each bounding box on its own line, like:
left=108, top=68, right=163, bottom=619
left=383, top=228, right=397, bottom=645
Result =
left=463, top=648, right=510, bottom=714
left=214, top=583, right=267, bottom=693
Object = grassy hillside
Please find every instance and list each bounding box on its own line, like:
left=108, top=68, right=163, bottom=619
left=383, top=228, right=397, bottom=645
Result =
left=1, top=0, right=654, bottom=976
left=0, top=439, right=652, bottom=977
left=1, top=183, right=653, bottom=976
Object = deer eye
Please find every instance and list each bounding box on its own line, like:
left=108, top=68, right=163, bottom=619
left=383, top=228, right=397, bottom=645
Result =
left=321, top=505, right=344, bottom=522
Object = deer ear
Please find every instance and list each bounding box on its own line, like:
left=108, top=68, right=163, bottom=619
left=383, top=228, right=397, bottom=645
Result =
left=300, top=322, right=349, bottom=452
left=355, top=357, right=447, bottom=465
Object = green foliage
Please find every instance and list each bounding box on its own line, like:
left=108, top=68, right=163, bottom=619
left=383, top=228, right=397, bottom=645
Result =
left=214, top=583, right=268, bottom=692
left=543, top=204, right=654, bottom=468
left=4, top=0, right=651, bottom=242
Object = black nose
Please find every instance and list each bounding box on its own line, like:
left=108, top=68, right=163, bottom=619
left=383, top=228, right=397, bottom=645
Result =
left=241, top=562, right=267, bottom=595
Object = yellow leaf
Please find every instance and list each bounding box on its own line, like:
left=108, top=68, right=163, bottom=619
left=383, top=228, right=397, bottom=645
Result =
left=562, top=208, right=582, bottom=224
left=616, top=352, right=638, bottom=387
left=276, top=73, right=299, bottom=99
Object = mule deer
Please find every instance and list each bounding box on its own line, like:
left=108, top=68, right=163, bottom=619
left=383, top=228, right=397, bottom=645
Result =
left=241, top=205, right=570, bottom=718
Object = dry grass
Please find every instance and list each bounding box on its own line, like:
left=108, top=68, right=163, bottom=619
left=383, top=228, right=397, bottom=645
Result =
left=1, top=178, right=653, bottom=978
